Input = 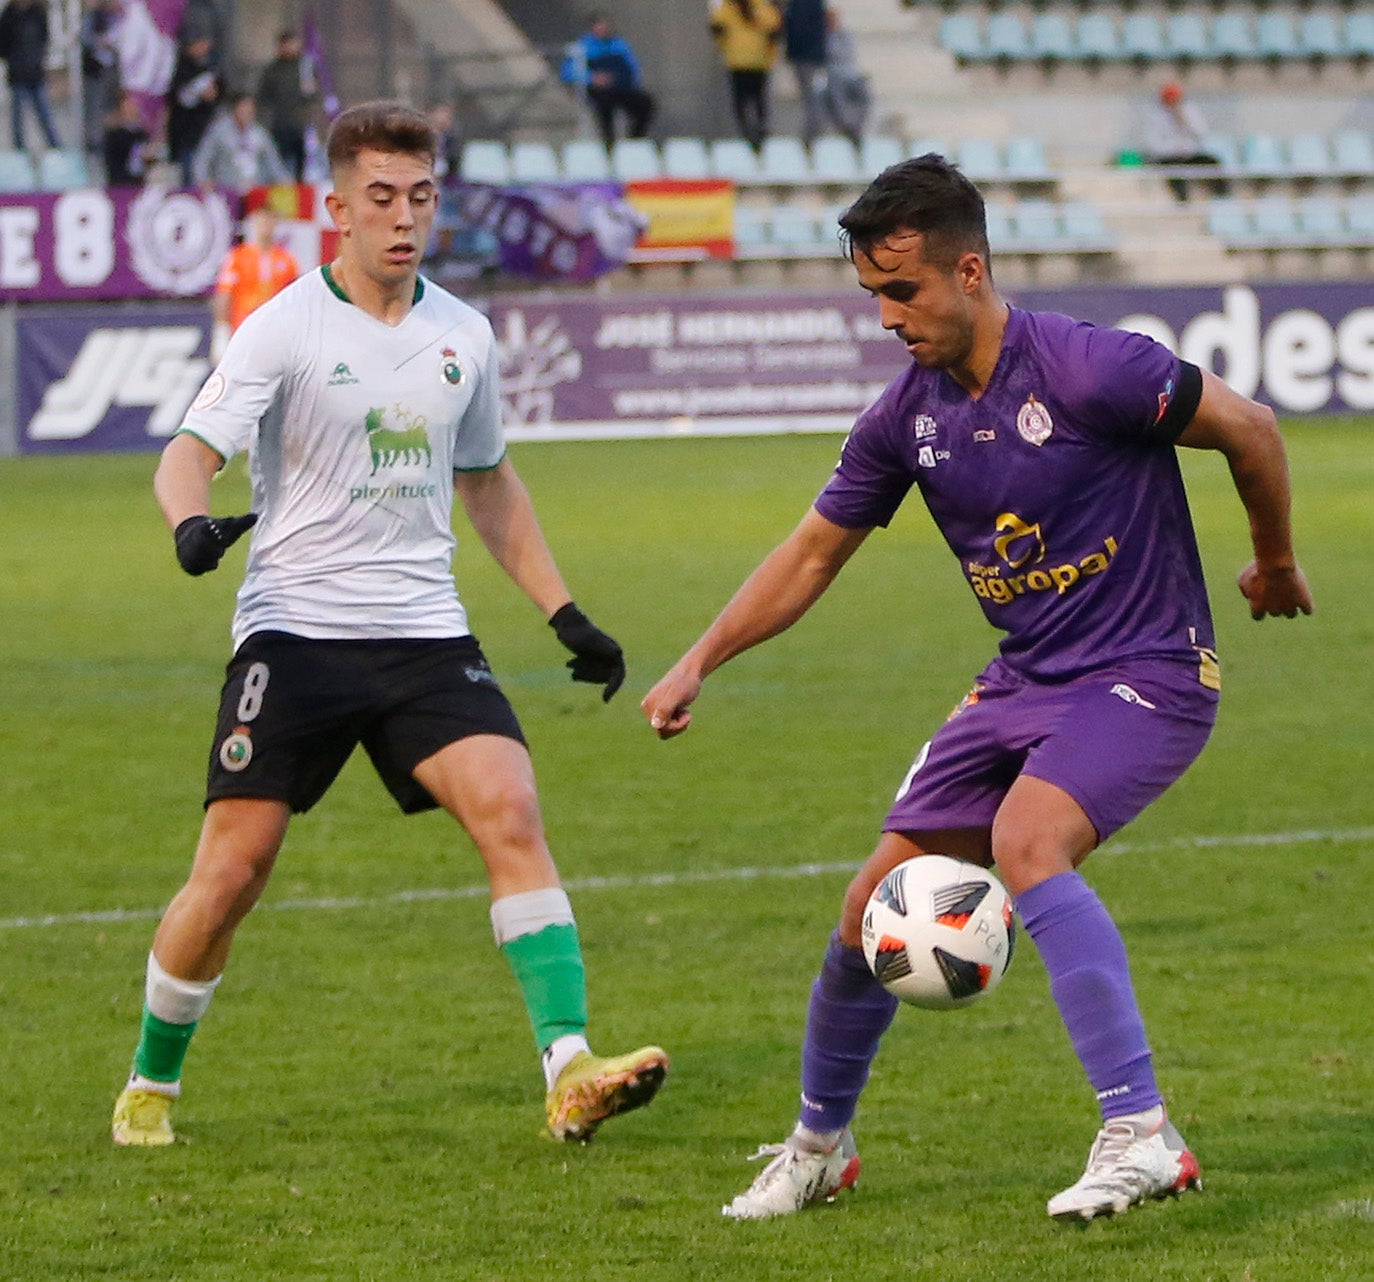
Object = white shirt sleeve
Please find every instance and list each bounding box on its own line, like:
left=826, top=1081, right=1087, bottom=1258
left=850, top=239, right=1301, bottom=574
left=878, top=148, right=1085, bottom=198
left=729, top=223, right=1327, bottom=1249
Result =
left=452, top=322, right=507, bottom=472
left=179, top=304, right=290, bottom=462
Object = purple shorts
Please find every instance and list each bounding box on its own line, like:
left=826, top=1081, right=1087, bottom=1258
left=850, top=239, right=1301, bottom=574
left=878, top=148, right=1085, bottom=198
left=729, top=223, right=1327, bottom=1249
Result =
left=885, top=657, right=1219, bottom=843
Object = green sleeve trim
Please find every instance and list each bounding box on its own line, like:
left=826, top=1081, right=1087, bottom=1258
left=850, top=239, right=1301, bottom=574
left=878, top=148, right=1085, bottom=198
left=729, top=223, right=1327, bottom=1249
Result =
left=175, top=428, right=228, bottom=468
left=453, top=447, right=507, bottom=474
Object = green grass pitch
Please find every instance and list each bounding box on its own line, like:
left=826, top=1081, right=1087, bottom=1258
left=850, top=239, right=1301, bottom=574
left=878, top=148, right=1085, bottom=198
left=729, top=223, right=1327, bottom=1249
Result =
left=1, top=422, right=1371, bottom=1280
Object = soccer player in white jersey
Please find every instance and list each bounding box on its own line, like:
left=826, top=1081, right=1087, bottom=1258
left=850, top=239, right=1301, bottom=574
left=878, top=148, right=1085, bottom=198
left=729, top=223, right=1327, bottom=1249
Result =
left=111, top=101, right=667, bottom=1148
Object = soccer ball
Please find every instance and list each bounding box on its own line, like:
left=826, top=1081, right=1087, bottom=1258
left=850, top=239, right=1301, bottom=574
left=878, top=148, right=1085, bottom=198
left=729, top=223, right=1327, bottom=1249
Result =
left=860, top=856, right=1015, bottom=1010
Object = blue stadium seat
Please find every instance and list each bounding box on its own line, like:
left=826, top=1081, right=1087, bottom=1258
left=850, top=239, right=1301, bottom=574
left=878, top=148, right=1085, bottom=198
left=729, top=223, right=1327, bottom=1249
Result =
left=1252, top=196, right=1300, bottom=245
left=1012, top=200, right=1061, bottom=248
left=611, top=138, right=661, bottom=182
left=733, top=205, right=771, bottom=254
left=1075, top=13, right=1120, bottom=62
left=862, top=135, right=906, bottom=173
left=758, top=136, right=811, bottom=185
left=459, top=140, right=511, bottom=184
left=1211, top=12, right=1257, bottom=61
left=710, top=138, right=761, bottom=182
left=985, top=13, right=1032, bottom=63
left=1205, top=199, right=1251, bottom=243
left=1201, top=134, right=1241, bottom=172
left=769, top=205, right=826, bottom=255
left=1120, top=13, right=1167, bottom=63
left=1298, top=12, right=1344, bottom=61
left=38, top=148, right=88, bottom=190
left=1287, top=134, right=1334, bottom=178
left=509, top=141, right=560, bottom=184
left=1255, top=12, right=1300, bottom=62
left=1296, top=196, right=1344, bottom=243
left=1030, top=13, right=1075, bottom=63
left=906, top=137, right=948, bottom=163
left=1346, top=12, right=1374, bottom=59
left=1332, top=129, right=1374, bottom=177
left=662, top=136, right=710, bottom=179
left=984, top=202, right=1012, bottom=250
left=1165, top=13, right=1211, bottom=62
left=0, top=149, right=36, bottom=191
left=958, top=137, right=1004, bottom=182
left=1344, top=196, right=1374, bottom=241
left=562, top=139, right=611, bottom=180
left=810, top=136, right=861, bottom=184
left=1060, top=201, right=1113, bottom=250
left=1240, top=132, right=1285, bottom=177
left=1005, top=136, right=1052, bottom=181
left=940, top=14, right=984, bottom=63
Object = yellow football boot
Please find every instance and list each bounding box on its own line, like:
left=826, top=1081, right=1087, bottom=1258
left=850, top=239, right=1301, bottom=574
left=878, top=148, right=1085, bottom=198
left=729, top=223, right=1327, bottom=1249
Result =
left=545, top=1046, right=669, bottom=1143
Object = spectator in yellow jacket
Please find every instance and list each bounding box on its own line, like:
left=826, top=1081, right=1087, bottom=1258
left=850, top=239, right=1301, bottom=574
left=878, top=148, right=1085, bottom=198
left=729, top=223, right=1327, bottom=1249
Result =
left=710, top=0, right=783, bottom=152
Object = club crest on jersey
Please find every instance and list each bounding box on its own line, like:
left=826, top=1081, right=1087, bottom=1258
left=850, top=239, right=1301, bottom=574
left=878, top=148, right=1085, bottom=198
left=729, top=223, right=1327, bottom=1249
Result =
left=1016, top=394, right=1053, bottom=446
left=440, top=347, right=464, bottom=387
left=219, top=731, right=253, bottom=772
left=913, top=414, right=938, bottom=441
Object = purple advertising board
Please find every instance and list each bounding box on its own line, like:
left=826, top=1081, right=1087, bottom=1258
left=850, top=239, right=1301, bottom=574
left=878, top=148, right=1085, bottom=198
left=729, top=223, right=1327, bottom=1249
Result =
left=16, top=305, right=212, bottom=454
left=14, top=280, right=1374, bottom=454
left=0, top=188, right=233, bottom=303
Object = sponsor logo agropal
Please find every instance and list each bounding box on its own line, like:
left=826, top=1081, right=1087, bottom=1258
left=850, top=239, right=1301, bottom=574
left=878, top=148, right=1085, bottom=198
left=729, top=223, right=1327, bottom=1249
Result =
left=965, top=512, right=1119, bottom=606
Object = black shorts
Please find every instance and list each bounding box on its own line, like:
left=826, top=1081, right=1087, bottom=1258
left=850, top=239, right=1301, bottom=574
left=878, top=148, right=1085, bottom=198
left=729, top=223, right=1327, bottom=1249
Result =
left=206, top=631, right=526, bottom=815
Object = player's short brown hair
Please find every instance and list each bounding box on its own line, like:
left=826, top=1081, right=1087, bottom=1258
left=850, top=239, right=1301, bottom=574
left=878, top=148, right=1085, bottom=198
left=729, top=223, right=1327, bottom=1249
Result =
left=839, top=154, right=990, bottom=272
left=326, top=100, right=437, bottom=175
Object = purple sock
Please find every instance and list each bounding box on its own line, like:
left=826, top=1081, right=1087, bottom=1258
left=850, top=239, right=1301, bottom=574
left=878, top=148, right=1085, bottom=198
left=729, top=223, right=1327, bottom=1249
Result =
left=797, top=931, right=899, bottom=1134
left=1016, top=870, right=1162, bottom=1120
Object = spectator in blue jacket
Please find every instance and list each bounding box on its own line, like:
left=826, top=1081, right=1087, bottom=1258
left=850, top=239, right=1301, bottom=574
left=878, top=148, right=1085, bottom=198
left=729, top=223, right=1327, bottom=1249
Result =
left=0, top=0, right=62, bottom=150
left=561, top=12, right=655, bottom=151
left=783, top=0, right=827, bottom=145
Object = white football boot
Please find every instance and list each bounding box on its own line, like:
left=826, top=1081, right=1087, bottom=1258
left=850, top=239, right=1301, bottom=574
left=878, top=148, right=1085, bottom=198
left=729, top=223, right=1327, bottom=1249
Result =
left=722, top=1129, right=861, bottom=1220
left=1047, top=1106, right=1202, bottom=1223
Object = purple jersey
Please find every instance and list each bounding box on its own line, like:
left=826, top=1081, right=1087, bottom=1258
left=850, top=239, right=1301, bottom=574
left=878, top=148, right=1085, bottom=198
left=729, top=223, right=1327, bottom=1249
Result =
left=816, top=308, right=1217, bottom=684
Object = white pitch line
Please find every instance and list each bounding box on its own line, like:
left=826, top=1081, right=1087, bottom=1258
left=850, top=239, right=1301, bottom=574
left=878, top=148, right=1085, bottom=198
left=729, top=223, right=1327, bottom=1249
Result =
left=2, top=825, right=1370, bottom=932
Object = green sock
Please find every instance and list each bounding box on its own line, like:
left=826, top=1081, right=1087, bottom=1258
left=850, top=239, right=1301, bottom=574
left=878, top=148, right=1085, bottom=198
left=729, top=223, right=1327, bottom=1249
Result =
left=500, top=922, right=588, bottom=1052
left=132, top=1007, right=198, bottom=1083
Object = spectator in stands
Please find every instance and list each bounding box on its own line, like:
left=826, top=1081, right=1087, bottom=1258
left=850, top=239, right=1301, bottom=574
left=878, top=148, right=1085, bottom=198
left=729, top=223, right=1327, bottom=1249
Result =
left=1143, top=82, right=1223, bottom=203
left=104, top=91, right=152, bottom=187
left=822, top=7, right=870, bottom=146
left=710, top=0, right=783, bottom=154
left=0, top=0, right=62, bottom=151
left=192, top=93, right=289, bottom=193
left=209, top=196, right=298, bottom=361
left=782, top=0, right=827, bottom=146
left=428, top=101, right=462, bottom=181
left=560, top=12, right=656, bottom=151
left=80, top=0, right=122, bottom=161
left=168, top=36, right=223, bottom=186
left=256, top=28, right=318, bottom=181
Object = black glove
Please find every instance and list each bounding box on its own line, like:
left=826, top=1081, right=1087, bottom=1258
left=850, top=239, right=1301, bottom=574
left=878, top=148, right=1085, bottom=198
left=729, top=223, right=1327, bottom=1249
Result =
left=174, top=513, right=258, bottom=576
left=549, top=601, right=625, bottom=702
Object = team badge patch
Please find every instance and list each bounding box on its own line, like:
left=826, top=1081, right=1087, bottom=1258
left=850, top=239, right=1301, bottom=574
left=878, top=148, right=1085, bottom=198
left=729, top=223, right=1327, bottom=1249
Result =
left=190, top=371, right=226, bottom=412
left=219, top=731, right=253, bottom=772
left=1016, top=394, right=1053, bottom=446
left=440, top=347, right=464, bottom=386
left=913, top=414, right=937, bottom=441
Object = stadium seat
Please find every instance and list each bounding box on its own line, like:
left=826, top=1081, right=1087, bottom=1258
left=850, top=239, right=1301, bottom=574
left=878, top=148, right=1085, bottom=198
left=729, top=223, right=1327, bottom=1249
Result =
left=1205, top=199, right=1252, bottom=243
left=1004, top=136, right=1052, bottom=181
left=1255, top=12, right=1300, bottom=62
left=1344, top=196, right=1374, bottom=241
left=709, top=138, right=761, bottom=182
left=1296, top=196, right=1344, bottom=243
left=1030, top=13, right=1075, bottom=63
left=1298, top=12, right=1344, bottom=61
left=906, top=137, right=948, bottom=163
left=1240, top=132, right=1285, bottom=177
left=662, top=136, right=711, bottom=180
left=38, top=149, right=88, bottom=189
left=459, top=140, right=511, bottom=184
left=611, top=138, right=661, bottom=182
left=733, top=204, right=771, bottom=255
left=1332, top=129, right=1374, bottom=177
left=940, top=13, right=984, bottom=63
left=509, top=141, right=560, bottom=184
left=758, top=136, right=811, bottom=185
left=985, top=13, right=1032, bottom=63
left=1201, top=134, right=1241, bottom=172
left=1120, top=13, right=1167, bottom=63
left=958, top=137, right=1004, bottom=182
left=984, top=202, right=1012, bottom=249
left=1011, top=200, right=1061, bottom=248
left=769, top=205, right=826, bottom=255
left=810, top=136, right=861, bottom=184
left=0, top=149, right=37, bottom=190
left=1252, top=196, right=1299, bottom=245
left=1075, top=13, right=1120, bottom=62
left=561, top=139, right=611, bottom=181
left=1211, top=12, right=1257, bottom=61
left=1346, top=12, right=1374, bottom=60
left=1060, top=201, right=1113, bottom=250
left=1287, top=134, right=1334, bottom=178
left=1165, top=13, right=1211, bottom=62
left=861, top=135, right=906, bottom=173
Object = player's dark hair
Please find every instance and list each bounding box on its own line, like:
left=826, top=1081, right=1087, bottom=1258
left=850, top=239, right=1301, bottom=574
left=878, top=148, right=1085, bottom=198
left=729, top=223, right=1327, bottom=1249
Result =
left=326, top=100, right=437, bottom=175
left=839, top=154, right=991, bottom=272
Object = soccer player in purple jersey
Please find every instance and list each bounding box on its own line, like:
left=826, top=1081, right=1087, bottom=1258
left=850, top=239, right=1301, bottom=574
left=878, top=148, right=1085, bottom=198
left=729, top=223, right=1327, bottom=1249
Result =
left=642, top=155, right=1312, bottom=1223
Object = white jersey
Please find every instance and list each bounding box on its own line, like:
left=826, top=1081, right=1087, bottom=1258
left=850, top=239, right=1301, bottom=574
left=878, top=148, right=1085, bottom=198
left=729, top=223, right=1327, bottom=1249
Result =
left=180, top=266, right=505, bottom=649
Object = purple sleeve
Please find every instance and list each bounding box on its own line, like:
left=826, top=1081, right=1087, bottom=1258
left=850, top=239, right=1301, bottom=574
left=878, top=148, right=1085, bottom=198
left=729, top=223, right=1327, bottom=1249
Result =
left=814, top=391, right=914, bottom=529
left=1070, top=321, right=1195, bottom=445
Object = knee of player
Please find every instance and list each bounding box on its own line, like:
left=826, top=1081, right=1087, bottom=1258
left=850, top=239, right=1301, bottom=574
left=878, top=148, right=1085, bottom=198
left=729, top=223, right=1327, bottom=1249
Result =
left=468, top=778, right=546, bottom=848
